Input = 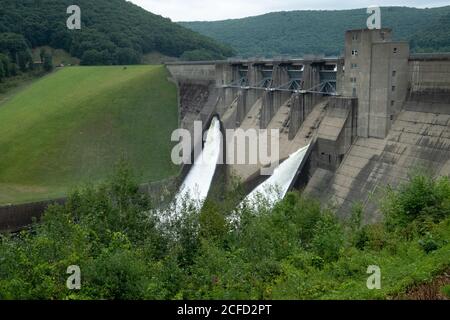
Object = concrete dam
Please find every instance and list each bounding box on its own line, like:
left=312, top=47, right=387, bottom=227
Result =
left=1, top=27, right=449, bottom=231
left=167, top=28, right=450, bottom=223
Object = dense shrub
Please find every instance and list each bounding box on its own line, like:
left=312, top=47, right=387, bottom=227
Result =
left=0, top=169, right=449, bottom=300
left=382, top=174, right=450, bottom=235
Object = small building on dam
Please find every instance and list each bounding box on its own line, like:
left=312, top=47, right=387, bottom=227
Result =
left=167, top=27, right=450, bottom=223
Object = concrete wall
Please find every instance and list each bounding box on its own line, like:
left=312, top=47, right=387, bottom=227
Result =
left=0, top=198, right=66, bottom=232
left=235, top=89, right=248, bottom=126
left=302, top=62, right=322, bottom=117
left=369, top=41, right=409, bottom=138
left=0, top=177, right=180, bottom=233
left=307, top=110, right=450, bottom=222
left=247, top=63, right=264, bottom=108
left=167, top=63, right=220, bottom=140
left=178, top=82, right=210, bottom=121
left=166, top=63, right=217, bottom=82
left=405, top=91, right=450, bottom=115
left=260, top=91, right=274, bottom=129
left=314, top=97, right=358, bottom=171
left=336, top=58, right=346, bottom=95
left=216, top=63, right=239, bottom=114
left=342, top=29, right=390, bottom=138
left=409, top=56, right=450, bottom=93
left=288, top=93, right=305, bottom=140
left=272, top=64, right=291, bottom=110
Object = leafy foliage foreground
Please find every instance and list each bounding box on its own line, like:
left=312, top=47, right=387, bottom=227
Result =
left=0, top=166, right=449, bottom=300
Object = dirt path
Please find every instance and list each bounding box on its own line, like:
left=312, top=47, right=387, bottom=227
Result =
left=396, top=269, right=450, bottom=300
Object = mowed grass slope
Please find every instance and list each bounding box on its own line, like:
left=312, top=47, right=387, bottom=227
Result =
left=0, top=65, right=179, bottom=204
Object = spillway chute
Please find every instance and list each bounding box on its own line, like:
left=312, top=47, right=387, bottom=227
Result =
left=161, top=117, right=222, bottom=223
left=237, top=144, right=311, bottom=215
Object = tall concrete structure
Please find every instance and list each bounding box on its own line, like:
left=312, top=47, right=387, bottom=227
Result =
left=166, top=27, right=450, bottom=222
left=341, top=28, right=410, bottom=138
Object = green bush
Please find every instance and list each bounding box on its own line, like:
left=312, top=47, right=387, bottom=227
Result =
left=418, top=231, right=442, bottom=254
left=0, top=169, right=449, bottom=300
left=382, top=174, right=450, bottom=235
left=311, top=213, right=344, bottom=263
left=441, top=285, right=450, bottom=299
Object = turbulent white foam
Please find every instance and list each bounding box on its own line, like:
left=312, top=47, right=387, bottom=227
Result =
left=239, top=144, right=310, bottom=212
left=165, top=117, right=222, bottom=222
left=159, top=118, right=309, bottom=225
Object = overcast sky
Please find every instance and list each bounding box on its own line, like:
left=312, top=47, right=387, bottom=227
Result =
left=129, top=0, right=450, bottom=22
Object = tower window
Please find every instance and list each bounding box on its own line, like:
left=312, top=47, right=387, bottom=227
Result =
left=392, top=70, right=396, bottom=77
left=351, top=50, right=358, bottom=56
left=392, top=86, right=396, bottom=92
left=393, top=47, right=398, bottom=54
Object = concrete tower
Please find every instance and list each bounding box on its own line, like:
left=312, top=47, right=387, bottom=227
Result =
left=342, top=29, right=410, bottom=138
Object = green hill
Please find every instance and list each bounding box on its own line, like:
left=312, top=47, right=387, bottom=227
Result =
left=180, top=6, right=450, bottom=57
left=411, top=11, right=450, bottom=53
left=0, top=65, right=179, bottom=204
left=0, top=0, right=233, bottom=69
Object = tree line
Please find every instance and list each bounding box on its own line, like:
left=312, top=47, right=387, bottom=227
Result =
left=0, top=0, right=234, bottom=77
left=0, top=32, right=31, bottom=81
left=411, top=12, right=450, bottom=53
left=181, top=6, right=450, bottom=57
left=0, top=32, right=54, bottom=83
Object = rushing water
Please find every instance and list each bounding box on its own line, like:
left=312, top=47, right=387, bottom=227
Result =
left=168, top=117, right=222, bottom=221
left=163, top=117, right=310, bottom=224
left=238, top=144, right=310, bottom=212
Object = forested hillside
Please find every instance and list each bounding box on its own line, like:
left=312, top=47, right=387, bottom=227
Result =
left=0, top=0, right=233, bottom=80
left=181, top=6, right=450, bottom=57
left=411, top=11, right=450, bottom=53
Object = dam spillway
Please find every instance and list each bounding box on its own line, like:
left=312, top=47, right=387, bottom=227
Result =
left=171, top=116, right=222, bottom=219
left=239, top=144, right=311, bottom=212
left=168, top=118, right=312, bottom=220
left=166, top=28, right=450, bottom=223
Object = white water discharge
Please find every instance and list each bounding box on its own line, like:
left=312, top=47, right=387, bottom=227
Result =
left=167, top=117, right=222, bottom=221
left=239, top=144, right=310, bottom=212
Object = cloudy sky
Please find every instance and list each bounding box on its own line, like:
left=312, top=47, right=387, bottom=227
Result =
left=129, top=0, right=450, bottom=21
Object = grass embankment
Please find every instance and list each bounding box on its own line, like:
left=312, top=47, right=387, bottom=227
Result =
left=0, top=65, right=179, bottom=204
